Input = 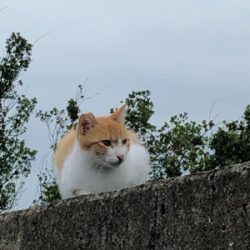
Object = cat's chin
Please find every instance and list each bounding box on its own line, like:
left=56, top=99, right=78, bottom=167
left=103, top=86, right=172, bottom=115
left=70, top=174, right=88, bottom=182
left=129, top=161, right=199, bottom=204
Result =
left=102, top=161, right=123, bottom=170
left=89, top=159, right=121, bottom=171
left=110, top=162, right=122, bottom=168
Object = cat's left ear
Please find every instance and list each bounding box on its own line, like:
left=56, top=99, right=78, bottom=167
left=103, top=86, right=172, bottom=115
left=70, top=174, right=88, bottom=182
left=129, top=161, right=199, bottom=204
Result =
left=111, top=104, right=128, bottom=123
left=78, top=112, right=97, bottom=135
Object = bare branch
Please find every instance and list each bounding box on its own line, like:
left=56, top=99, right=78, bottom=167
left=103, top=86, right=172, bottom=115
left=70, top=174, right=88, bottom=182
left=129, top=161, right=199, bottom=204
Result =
left=0, top=6, right=7, bottom=12
left=32, top=31, right=52, bottom=46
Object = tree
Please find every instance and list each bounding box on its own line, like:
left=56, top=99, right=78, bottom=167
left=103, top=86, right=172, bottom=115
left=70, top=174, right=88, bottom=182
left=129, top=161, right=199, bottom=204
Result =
left=148, top=113, right=214, bottom=178
left=209, top=105, right=250, bottom=168
left=0, top=33, right=37, bottom=211
left=124, top=90, right=156, bottom=138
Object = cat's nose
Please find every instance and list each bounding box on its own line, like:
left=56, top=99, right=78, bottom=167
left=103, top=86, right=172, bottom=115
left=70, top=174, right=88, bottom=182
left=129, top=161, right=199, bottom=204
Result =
left=116, top=154, right=124, bottom=163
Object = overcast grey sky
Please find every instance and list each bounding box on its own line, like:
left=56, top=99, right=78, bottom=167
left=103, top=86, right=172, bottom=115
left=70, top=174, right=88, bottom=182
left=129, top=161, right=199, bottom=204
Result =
left=1, top=0, right=249, bottom=209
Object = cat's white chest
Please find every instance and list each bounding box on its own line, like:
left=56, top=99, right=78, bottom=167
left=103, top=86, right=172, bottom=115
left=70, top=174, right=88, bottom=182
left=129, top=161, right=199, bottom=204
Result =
left=56, top=142, right=150, bottom=199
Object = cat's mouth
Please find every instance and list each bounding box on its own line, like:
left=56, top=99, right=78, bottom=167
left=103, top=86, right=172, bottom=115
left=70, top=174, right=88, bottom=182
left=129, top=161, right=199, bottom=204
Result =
left=92, top=157, right=124, bottom=170
left=100, top=161, right=121, bottom=171
left=109, top=161, right=122, bottom=167
left=108, top=158, right=126, bottom=168
left=95, top=156, right=126, bottom=169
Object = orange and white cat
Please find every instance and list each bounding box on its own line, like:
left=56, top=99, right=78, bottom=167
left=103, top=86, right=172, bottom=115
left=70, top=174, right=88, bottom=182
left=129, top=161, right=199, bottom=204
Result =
left=54, top=105, right=150, bottom=199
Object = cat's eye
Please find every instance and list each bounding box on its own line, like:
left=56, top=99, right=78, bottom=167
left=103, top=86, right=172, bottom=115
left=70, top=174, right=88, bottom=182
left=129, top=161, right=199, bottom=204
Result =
left=122, top=139, right=128, bottom=145
left=101, top=140, right=111, bottom=146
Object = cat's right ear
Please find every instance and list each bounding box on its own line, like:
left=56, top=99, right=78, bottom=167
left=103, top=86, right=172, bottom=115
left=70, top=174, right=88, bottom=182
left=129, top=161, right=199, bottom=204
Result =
left=111, top=104, right=128, bottom=123
left=78, top=112, right=97, bottom=135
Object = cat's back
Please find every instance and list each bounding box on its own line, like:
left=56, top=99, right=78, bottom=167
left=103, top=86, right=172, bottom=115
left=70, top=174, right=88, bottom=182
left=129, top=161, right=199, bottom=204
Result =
left=54, top=128, right=76, bottom=171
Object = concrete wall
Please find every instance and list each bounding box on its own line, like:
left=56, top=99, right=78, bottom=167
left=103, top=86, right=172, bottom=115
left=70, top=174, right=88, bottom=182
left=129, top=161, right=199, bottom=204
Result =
left=0, top=162, right=250, bottom=250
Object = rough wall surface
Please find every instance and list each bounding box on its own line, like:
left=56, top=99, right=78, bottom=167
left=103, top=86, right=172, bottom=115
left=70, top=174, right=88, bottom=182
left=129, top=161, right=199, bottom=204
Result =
left=0, top=162, right=250, bottom=250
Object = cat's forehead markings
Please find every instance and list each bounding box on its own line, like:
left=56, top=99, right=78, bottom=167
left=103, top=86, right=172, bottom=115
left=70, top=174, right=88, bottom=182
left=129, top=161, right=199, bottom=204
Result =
left=96, top=115, right=126, bottom=140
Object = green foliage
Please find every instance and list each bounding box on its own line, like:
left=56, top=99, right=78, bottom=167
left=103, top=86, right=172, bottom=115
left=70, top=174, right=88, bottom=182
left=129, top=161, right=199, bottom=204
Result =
left=36, top=85, right=84, bottom=152
left=149, top=114, right=214, bottom=179
left=0, top=33, right=37, bottom=211
left=125, top=90, right=156, bottom=137
left=209, top=105, right=250, bottom=168
left=37, top=169, right=61, bottom=204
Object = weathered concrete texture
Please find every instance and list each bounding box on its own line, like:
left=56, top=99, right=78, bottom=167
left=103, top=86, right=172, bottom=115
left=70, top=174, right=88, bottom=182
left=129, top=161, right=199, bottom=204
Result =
left=0, top=162, right=250, bottom=250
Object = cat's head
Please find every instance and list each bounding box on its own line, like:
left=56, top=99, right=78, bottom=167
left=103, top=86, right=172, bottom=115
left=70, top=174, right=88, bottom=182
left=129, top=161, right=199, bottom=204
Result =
left=76, top=105, right=130, bottom=169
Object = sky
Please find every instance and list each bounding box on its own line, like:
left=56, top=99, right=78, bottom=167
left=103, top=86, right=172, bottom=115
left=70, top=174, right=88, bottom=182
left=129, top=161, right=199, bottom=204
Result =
left=1, top=0, right=249, bottom=209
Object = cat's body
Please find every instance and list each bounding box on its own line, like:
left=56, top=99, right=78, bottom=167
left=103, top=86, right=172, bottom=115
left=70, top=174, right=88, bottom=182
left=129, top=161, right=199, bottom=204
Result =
left=54, top=105, right=150, bottom=199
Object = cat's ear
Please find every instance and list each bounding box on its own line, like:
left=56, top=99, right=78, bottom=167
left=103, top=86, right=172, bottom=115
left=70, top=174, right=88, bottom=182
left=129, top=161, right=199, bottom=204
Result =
left=111, top=104, right=128, bottom=123
left=78, top=112, right=97, bottom=135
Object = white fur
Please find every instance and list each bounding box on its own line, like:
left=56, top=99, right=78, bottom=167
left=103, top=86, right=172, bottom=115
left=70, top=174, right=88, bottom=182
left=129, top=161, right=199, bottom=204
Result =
left=56, top=140, right=150, bottom=199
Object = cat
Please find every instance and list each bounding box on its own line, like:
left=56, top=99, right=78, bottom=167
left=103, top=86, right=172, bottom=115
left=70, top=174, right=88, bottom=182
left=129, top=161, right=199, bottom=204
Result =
left=54, top=104, right=150, bottom=199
